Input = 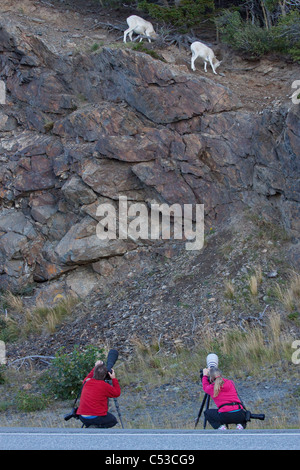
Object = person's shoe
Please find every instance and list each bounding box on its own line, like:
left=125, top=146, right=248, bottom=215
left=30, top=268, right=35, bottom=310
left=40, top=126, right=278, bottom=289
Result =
left=236, top=424, right=244, bottom=430
left=218, top=425, right=227, bottom=430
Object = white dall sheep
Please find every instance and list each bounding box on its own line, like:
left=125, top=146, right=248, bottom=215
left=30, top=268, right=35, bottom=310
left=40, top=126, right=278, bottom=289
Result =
left=191, top=41, right=221, bottom=75
left=124, top=15, right=158, bottom=43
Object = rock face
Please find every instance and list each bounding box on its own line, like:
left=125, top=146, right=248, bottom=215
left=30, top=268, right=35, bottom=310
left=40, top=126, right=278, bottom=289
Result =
left=0, top=20, right=299, bottom=298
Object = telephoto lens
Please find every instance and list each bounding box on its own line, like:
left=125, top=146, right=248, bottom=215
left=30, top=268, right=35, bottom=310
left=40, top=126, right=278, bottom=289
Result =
left=106, top=349, right=119, bottom=374
left=206, top=353, right=219, bottom=369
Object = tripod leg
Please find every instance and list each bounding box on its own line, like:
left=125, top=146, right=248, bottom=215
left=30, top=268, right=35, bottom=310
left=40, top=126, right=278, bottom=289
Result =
left=195, top=393, right=208, bottom=428
left=114, top=398, right=124, bottom=429
left=203, top=395, right=211, bottom=429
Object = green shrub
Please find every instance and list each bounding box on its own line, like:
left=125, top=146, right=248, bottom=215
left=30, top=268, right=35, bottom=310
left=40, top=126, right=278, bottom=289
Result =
left=216, top=10, right=271, bottom=57
left=0, top=365, right=6, bottom=385
left=0, top=317, right=20, bottom=343
left=15, top=390, right=49, bottom=412
left=138, top=0, right=214, bottom=30
left=43, top=345, right=105, bottom=400
left=271, top=10, right=300, bottom=62
left=234, top=23, right=272, bottom=57
left=91, top=42, right=100, bottom=52
left=0, top=400, right=12, bottom=412
left=215, top=9, right=243, bottom=44
left=131, top=42, right=165, bottom=61
left=216, top=9, right=300, bottom=61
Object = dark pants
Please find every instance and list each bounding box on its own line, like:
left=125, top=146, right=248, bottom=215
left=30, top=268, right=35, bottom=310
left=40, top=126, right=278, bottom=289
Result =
left=79, top=412, right=118, bottom=428
left=204, top=409, right=247, bottom=429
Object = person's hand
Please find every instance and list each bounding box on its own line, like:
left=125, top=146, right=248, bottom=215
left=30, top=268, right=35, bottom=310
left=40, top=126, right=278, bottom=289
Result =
left=203, top=368, right=210, bottom=376
left=108, top=368, right=116, bottom=379
left=95, top=360, right=104, bottom=367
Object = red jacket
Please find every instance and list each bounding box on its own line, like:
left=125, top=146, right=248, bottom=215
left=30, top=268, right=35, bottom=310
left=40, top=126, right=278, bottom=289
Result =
left=202, top=376, right=243, bottom=413
left=77, top=368, right=121, bottom=416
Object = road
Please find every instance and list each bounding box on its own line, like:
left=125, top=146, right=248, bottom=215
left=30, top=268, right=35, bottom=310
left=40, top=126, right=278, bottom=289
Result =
left=0, top=428, right=299, bottom=451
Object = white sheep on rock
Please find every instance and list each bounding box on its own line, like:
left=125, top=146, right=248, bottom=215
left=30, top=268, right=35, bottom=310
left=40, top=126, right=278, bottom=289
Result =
left=124, top=15, right=158, bottom=43
left=191, top=41, right=222, bottom=75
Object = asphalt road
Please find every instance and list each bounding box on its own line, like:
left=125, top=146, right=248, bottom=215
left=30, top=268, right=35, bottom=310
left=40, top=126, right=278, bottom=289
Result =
left=0, top=428, right=299, bottom=451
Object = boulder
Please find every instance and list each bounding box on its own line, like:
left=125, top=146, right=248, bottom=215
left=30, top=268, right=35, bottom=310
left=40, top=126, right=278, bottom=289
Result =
left=54, top=216, right=134, bottom=265
left=80, top=159, right=145, bottom=201
left=61, top=175, right=97, bottom=206
left=96, top=48, right=242, bottom=124
left=65, top=266, right=101, bottom=298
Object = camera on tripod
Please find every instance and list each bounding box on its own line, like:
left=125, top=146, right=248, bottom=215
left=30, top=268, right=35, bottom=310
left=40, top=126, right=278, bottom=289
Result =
left=64, top=348, right=119, bottom=422
left=199, top=353, right=219, bottom=380
left=105, top=349, right=119, bottom=380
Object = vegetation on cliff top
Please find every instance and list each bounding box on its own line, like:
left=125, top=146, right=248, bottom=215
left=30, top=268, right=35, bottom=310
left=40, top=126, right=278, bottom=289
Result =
left=93, top=0, right=300, bottom=60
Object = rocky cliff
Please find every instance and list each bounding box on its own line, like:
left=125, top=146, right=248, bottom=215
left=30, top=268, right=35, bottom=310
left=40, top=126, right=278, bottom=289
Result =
left=0, top=13, right=299, bottom=302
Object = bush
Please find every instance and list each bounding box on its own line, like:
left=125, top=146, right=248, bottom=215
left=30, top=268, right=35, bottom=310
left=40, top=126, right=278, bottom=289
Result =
left=43, top=345, right=105, bottom=400
left=138, top=0, right=214, bottom=30
left=271, top=10, right=300, bottom=62
left=216, top=9, right=300, bottom=61
left=215, top=9, right=243, bottom=44
left=216, top=10, right=271, bottom=57
left=233, top=22, right=272, bottom=57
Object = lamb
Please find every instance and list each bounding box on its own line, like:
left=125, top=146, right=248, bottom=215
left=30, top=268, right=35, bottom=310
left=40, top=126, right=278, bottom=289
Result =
left=123, top=15, right=158, bottom=43
left=190, top=41, right=222, bottom=75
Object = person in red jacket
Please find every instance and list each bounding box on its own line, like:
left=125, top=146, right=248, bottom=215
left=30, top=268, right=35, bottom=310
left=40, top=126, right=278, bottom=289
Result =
left=76, top=360, right=121, bottom=428
left=202, top=367, right=247, bottom=430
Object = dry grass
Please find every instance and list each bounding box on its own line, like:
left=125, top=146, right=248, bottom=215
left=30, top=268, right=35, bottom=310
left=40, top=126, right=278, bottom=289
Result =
left=2, top=291, right=23, bottom=313
left=0, top=292, right=80, bottom=342
left=249, top=266, right=263, bottom=298
left=224, top=280, right=235, bottom=299
left=120, top=310, right=294, bottom=389
left=275, top=271, right=300, bottom=313
left=25, top=295, right=79, bottom=334
left=220, top=310, right=293, bottom=373
left=249, top=275, right=258, bottom=296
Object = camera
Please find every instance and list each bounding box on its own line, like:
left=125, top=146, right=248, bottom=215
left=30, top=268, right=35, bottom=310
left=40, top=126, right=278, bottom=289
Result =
left=105, top=349, right=119, bottom=380
left=206, top=353, right=219, bottom=369
left=245, top=410, right=265, bottom=422
left=64, top=407, right=79, bottom=421
left=200, top=353, right=219, bottom=380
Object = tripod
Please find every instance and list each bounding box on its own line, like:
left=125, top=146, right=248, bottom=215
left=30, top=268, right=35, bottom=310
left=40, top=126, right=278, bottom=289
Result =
left=106, top=378, right=124, bottom=429
left=110, top=396, right=124, bottom=429
left=195, top=393, right=211, bottom=429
